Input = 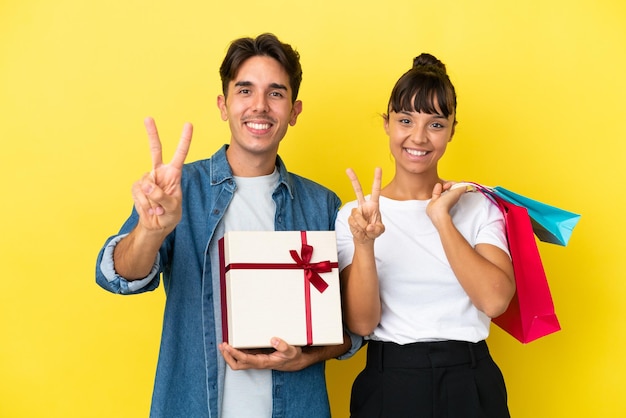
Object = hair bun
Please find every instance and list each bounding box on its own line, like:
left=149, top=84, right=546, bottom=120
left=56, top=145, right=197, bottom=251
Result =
left=412, top=53, right=447, bottom=74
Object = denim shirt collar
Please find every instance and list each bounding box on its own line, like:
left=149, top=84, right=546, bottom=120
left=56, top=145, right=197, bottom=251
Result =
left=209, top=144, right=295, bottom=199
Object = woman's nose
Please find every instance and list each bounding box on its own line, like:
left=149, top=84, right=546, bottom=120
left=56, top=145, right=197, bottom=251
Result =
left=409, top=126, right=427, bottom=144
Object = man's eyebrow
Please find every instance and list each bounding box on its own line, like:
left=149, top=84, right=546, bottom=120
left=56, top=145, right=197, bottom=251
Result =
left=233, top=80, right=288, bottom=91
left=269, top=82, right=288, bottom=91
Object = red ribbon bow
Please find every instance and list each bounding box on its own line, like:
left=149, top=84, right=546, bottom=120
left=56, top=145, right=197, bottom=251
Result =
left=289, top=243, right=330, bottom=293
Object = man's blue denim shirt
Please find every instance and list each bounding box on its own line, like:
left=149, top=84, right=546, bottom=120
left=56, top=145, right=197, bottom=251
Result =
left=96, top=145, right=362, bottom=418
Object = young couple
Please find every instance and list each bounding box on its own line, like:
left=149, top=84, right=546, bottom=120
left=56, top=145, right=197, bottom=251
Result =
left=96, top=33, right=514, bottom=418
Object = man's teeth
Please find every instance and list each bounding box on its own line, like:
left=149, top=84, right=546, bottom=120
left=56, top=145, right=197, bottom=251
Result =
left=247, top=122, right=271, bottom=130
left=406, top=149, right=427, bottom=156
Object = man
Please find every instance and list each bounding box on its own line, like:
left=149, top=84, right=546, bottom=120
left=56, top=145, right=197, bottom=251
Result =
left=96, top=33, right=359, bottom=418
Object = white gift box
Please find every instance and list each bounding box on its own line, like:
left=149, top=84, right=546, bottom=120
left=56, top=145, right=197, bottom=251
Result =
left=219, top=231, right=344, bottom=348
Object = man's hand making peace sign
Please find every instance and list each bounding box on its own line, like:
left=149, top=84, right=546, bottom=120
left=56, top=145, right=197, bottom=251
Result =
left=113, top=117, right=192, bottom=280
left=131, top=117, right=193, bottom=235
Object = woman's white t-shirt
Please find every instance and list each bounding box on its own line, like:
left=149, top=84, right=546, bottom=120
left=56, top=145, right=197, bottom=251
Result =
left=335, top=192, right=509, bottom=344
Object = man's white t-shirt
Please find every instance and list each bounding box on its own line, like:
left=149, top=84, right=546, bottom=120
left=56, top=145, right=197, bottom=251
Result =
left=221, top=170, right=279, bottom=418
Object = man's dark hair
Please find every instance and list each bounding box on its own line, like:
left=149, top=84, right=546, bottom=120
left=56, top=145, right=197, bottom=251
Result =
left=219, top=33, right=303, bottom=103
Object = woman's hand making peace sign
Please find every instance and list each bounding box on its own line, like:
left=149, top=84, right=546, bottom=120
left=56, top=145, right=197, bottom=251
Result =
left=345, top=167, right=385, bottom=244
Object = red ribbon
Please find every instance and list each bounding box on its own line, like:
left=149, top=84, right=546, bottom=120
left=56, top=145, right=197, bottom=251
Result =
left=289, top=244, right=331, bottom=293
left=224, top=231, right=337, bottom=345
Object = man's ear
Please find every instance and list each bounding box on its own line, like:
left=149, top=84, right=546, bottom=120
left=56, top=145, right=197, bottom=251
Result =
left=289, top=100, right=303, bottom=126
left=217, top=95, right=228, bottom=121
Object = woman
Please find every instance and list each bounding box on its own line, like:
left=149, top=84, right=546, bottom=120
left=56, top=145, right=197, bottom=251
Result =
left=336, top=53, right=515, bottom=417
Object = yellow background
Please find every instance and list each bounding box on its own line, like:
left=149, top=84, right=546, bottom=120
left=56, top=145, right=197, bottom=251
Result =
left=1, top=0, right=625, bottom=416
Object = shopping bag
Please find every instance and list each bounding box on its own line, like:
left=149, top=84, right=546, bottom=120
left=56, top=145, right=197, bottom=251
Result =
left=477, top=187, right=562, bottom=343
left=491, top=186, right=581, bottom=246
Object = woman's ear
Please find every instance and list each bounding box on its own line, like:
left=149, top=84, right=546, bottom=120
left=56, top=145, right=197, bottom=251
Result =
left=383, top=113, right=390, bottom=135
left=449, top=120, right=458, bottom=142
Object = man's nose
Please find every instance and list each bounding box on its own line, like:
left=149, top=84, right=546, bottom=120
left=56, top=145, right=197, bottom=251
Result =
left=253, top=94, right=269, bottom=112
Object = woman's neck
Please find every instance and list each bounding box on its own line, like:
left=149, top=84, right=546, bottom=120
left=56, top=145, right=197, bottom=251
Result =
left=381, top=172, right=442, bottom=201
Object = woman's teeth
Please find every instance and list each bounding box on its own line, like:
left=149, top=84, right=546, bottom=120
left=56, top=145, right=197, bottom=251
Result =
left=405, top=149, right=427, bottom=156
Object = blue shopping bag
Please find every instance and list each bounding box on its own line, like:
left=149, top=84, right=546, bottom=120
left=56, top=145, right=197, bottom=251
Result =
left=490, top=186, right=581, bottom=246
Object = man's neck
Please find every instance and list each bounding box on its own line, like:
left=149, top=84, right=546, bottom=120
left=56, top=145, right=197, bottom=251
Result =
left=226, top=146, right=278, bottom=177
